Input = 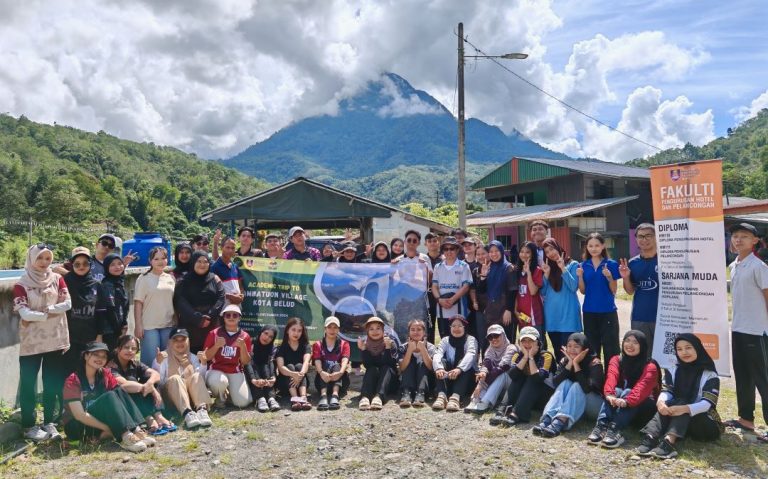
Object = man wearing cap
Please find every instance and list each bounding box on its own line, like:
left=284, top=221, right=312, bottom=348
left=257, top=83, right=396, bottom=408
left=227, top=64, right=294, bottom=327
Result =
left=726, top=222, right=768, bottom=438
left=431, top=237, right=473, bottom=338
left=618, top=223, right=659, bottom=348
left=191, top=234, right=211, bottom=254
left=424, top=232, right=443, bottom=340
left=55, top=233, right=134, bottom=281
left=260, top=233, right=284, bottom=259
left=283, top=226, right=321, bottom=261
left=451, top=228, right=468, bottom=260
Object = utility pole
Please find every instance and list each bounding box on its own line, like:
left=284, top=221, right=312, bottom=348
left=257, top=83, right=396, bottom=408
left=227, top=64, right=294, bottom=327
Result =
left=457, top=22, right=467, bottom=229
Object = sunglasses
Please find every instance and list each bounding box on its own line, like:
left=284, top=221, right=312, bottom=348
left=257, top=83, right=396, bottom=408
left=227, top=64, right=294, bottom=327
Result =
left=99, top=239, right=115, bottom=248
left=487, top=333, right=501, bottom=340
left=405, top=238, right=419, bottom=244
left=196, top=241, right=210, bottom=246
left=443, top=247, right=458, bottom=252
left=223, top=313, right=240, bottom=319
left=72, top=260, right=90, bottom=268
left=33, top=242, right=55, bottom=251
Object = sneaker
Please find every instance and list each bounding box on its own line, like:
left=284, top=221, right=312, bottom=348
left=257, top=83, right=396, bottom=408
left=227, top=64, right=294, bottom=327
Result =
left=268, top=397, right=281, bottom=412
left=650, top=438, right=678, bottom=460
left=532, top=416, right=553, bottom=435
left=636, top=434, right=658, bottom=456
left=359, top=397, right=370, bottom=411
left=432, top=393, right=447, bottom=411
left=24, top=425, right=50, bottom=442
left=587, top=423, right=607, bottom=444
left=400, top=391, right=412, bottom=408
left=463, top=398, right=478, bottom=413
left=184, top=410, right=202, bottom=429
left=601, top=423, right=625, bottom=449
left=197, top=407, right=212, bottom=428
left=133, top=429, right=156, bottom=447
left=541, top=417, right=566, bottom=438
left=412, top=392, right=426, bottom=408
left=489, top=411, right=506, bottom=427
left=470, top=401, right=491, bottom=415
left=42, top=423, right=61, bottom=441
left=317, top=396, right=329, bottom=411
left=119, top=432, right=147, bottom=453
left=257, top=397, right=269, bottom=413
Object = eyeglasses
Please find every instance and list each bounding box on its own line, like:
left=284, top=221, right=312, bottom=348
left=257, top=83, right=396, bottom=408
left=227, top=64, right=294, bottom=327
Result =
left=121, top=346, right=138, bottom=352
left=636, top=234, right=654, bottom=240
left=405, top=238, right=419, bottom=244
left=72, top=261, right=90, bottom=268
left=223, top=313, right=240, bottom=319
left=487, top=334, right=501, bottom=340
left=443, top=247, right=458, bottom=252
left=33, top=243, right=55, bottom=251
left=196, top=241, right=209, bottom=246
left=99, top=239, right=115, bottom=248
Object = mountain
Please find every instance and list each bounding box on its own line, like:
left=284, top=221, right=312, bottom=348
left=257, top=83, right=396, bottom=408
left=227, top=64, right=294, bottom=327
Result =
left=0, top=114, right=268, bottom=267
left=222, top=73, right=569, bottom=203
left=628, top=109, right=768, bottom=199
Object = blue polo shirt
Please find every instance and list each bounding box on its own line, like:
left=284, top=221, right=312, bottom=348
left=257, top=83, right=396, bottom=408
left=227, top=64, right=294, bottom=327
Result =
left=581, top=258, right=620, bottom=313
left=628, top=255, right=659, bottom=323
left=211, top=257, right=243, bottom=295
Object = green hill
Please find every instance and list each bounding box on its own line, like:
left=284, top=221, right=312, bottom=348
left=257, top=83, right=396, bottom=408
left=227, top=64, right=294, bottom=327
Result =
left=0, top=114, right=269, bottom=267
left=629, top=109, right=768, bottom=198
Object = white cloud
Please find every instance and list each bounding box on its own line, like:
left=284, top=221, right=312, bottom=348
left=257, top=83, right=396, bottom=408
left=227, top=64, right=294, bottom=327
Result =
left=734, top=89, right=768, bottom=123
left=376, top=76, right=443, bottom=118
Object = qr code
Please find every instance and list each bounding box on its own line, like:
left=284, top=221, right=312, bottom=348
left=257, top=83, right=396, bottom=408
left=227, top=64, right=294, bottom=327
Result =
left=663, top=332, right=677, bottom=355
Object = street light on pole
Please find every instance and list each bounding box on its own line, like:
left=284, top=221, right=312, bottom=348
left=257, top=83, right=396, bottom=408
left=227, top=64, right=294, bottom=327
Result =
left=457, top=22, right=527, bottom=229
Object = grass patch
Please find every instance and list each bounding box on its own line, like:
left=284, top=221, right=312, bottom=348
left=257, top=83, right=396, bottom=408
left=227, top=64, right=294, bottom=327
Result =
left=245, top=431, right=264, bottom=441
left=219, top=452, right=232, bottom=465
left=183, top=439, right=199, bottom=452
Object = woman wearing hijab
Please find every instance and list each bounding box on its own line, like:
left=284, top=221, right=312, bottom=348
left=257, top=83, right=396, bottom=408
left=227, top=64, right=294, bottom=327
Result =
left=102, top=254, right=130, bottom=351
left=172, top=242, right=193, bottom=281
left=173, top=251, right=226, bottom=352
left=477, top=241, right=518, bottom=344
left=540, top=238, right=582, bottom=362
left=466, top=324, right=518, bottom=414
left=534, top=332, right=604, bottom=437
left=152, top=328, right=213, bottom=429
left=636, top=333, right=722, bottom=459
left=432, top=315, right=478, bottom=412
left=63, top=247, right=108, bottom=376
left=320, top=242, right=336, bottom=262
left=13, top=244, right=72, bottom=441
left=246, top=325, right=281, bottom=412
left=366, top=241, right=391, bottom=263
left=357, top=317, right=400, bottom=411
left=588, top=330, right=661, bottom=448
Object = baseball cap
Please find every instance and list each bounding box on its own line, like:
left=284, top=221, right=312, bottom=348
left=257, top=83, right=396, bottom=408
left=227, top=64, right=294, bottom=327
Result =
left=425, top=232, right=438, bottom=240
left=265, top=233, right=280, bottom=241
left=324, top=316, right=341, bottom=328
left=519, top=326, right=540, bottom=341
left=84, top=341, right=109, bottom=353
left=98, top=233, right=117, bottom=247
left=70, top=246, right=92, bottom=261
left=221, top=304, right=242, bottom=316
left=449, top=314, right=468, bottom=325
left=341, top=241, right=357, bottom=252
left=112, top=236, right=123, bottom=251
left=729, top=223, right=758, bottom=236
left=486, top=324, right=505, bottom=338
left=440, top=236, right=461, bottom=251
left=461, top=237, right=477, bottom=245
left=288, top=226, right=305, bottom=238
left=170, top=327, right=190, bottom=339
left=364, top=316, right=385, bottom=328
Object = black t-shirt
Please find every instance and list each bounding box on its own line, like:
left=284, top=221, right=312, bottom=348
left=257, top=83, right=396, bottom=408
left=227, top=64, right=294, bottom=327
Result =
left=110, top=360, right=151, bottom=384
left=276, top=342, right=311, bottom=365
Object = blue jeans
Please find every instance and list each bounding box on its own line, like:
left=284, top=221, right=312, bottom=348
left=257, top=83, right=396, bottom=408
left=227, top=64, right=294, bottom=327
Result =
left=541, top=379, right=587, bottom=429
left=140, top=327, right=173, bottom=365
left=597, top=387, right=654, bottom=430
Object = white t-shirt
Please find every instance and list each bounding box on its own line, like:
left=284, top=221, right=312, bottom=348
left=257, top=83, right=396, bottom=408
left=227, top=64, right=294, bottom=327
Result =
left=134, top=272, right=176, bottom=329
left=432, top=260, right=473, bottom=318
left=730, top=253, right=768, bottom=335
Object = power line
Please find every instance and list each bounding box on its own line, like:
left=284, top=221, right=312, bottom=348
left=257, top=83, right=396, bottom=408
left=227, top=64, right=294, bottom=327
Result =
left=462, top=36, right=665, bottom=153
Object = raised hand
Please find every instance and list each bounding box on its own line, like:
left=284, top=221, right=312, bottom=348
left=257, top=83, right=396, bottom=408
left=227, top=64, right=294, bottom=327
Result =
left=383, top=337, right=394, bottom=349
left=601, top=265, right=613, bottom=280
left=155, top=347, right=167, bottom=365
left=576, top=264, right=583, bottom=278
left=214, top=336, right=226, bottom=349
left=197, top=351, right=207, bottom=364
left=357, top=337, right=366, bottom=351
left=618, top=258, right=630, bottom=280
left=540, top=261, right=551, bottom=277
left=556, top=256, right=566, bottom=271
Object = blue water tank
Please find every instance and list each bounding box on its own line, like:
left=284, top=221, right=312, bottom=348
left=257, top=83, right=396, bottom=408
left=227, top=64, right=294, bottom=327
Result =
left=122, top=232, right=172, bottom=267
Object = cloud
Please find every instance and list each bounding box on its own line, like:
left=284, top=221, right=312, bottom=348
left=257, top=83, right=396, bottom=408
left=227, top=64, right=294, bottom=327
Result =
left=0, top=0, right=715, bottom=162
left=376, top=76, right=444, bottom=118
left=734, top=89, right=768, bottom=123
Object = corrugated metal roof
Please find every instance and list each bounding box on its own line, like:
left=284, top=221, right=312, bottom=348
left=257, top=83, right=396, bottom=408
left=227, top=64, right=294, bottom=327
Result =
left=516, top=157, right=650, bottom=179
left=472, top=162, right=511, bottom=189
left=467, top=196, right=638, bottom=227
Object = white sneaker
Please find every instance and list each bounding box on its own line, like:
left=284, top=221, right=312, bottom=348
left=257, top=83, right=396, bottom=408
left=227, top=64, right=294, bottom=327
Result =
left=119, top=432, right=147, bottom=453
left=257, top=397, right=268, bottom=412
left=24, top=425, right=50, bottom=442
left=268, top=397, right=281, bottom=412
left=196, top=408, right=212, bottom=428
left=133, top=429, right=156, bottom=447
left=184, top=410, right=202, bottom=429
left=42, top=423, right=61, bottom=441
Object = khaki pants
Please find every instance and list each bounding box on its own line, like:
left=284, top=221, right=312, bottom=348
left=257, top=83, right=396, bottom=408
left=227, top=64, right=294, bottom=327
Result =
left=162, top=372, right=212, bottom=414
left=206, top=370, right=253, bottom=408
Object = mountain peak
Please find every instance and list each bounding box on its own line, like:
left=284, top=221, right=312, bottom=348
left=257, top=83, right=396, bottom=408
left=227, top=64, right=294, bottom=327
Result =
left=340, top=72, right=450, bottom=117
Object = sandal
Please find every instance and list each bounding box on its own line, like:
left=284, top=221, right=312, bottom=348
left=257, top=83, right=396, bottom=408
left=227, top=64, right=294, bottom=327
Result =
left=724, top=419, right=755, bottom=432
left=290, top=396, right=303, bottom=411
left=757, top=432, right=768, bottom=443
left=300, top=397, right=312, bottom=411
left=160, top=423, right=178, bottom=433
left=370, top=396, right=383, bottom=410
left=446, top=395, right=461, bottom=412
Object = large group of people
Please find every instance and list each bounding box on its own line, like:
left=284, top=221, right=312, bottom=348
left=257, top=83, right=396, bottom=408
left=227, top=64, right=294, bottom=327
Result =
left=10, top=219, right=768, bottom=460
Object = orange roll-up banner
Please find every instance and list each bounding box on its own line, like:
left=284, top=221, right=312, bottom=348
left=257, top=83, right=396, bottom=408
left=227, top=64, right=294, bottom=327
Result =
left=650, top=159, right=730, bottom=375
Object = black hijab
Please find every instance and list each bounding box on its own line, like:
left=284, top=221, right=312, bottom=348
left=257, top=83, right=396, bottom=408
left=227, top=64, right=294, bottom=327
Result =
left=370, top=241, right=391, bottom=264
left=619, top=330, right=652, bottom=388
left=252, top=325, right=278, bottom=365
left=64, top=254, right=100, bottom=308
left=448, top=317, right=468, bottom=367
left=102, top=253, right=128, bottom=310
left=673, top=333, right=716, bottom=403
left=173, top=242, right=193, bottom=277
left=177, top=251, right=219, bottom=304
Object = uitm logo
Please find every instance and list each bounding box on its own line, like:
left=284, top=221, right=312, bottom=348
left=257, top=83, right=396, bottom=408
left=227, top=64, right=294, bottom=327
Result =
left=268, top=261, right=278, bottom=270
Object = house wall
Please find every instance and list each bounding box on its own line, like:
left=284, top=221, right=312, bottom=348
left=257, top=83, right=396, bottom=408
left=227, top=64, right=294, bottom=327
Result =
left=372, top=212, right=431, bottom=253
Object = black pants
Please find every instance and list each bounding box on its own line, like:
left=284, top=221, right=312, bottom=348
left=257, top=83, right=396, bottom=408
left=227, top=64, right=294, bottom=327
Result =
left=428, top=296, right=438, bottom=343
left=64, top=388, right=145, bottom=439
left=582, top=311, right=620, bottom=362
left=276, top=363, right=309, bottom=397
left=248, top=362, right=276, bottom=400
left=497, top=373, right=551, bottom=422
left=400, top=360, right=432, bottom=395
left=361, top=364, right=397, bottom=399
left=19, top=350, right=67, bottom=427
left=548, top=332, right=577, bottom=363
left=314, top=363, right=350, bottom=396
left=641, top=411, right=721, bottom=442
left=435, top=370, right=474, bottom=399
left=732, top=332, right=768, bottom=423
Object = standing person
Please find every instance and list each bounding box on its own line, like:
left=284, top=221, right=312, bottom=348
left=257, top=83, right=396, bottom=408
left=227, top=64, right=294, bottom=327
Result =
left=466, top=324, right=517, bottom=414
left=191, top=234, right=210, bottom=254
left=398, top=319, right=436, bottom=408
left=312, top=317, right=351, bottom=411
left=102, top=254, right=130, bottom=351
left=395, top=230, right=434, bottom=319
left=636, top=334, right=722, bottom=459
left=461, top=237, right=480, bottom=340
left=246, top=325, right=281, bottom=412
left=540, top=238, right=582, bottom=361
left=63, top=247, right=108, bottom=375
left=450, top=228, right=468, bottom=260
left=425, top=232, right=443, bottom=341
left=479, top=241, right=518, bottom=345
left=283, top=226, right=321, bottom=261
left=366, top=241, right=391, bottom=263
left=275, top=317, right=312, bottom=411
left=61, top=342, right=152, bottom=453
left=490, top=326, right=555, bottom=427
left=152, top=328, right=213, bottom=429
left=724, top=222, right=768, bottom=438
left=515, top=242, right=545, bottom=345
left=577, top=232, right=621, bottom=362
left=90, top=234, right=121, bottom=282
left=13, top=244, right=71, bottom=441
left=588, top=330, right=661, bottom=448
left=431, top=237, right=473, bottom=338
left=172, top=242, right=193, bottom=281
left=390, top=238, right=405, bottom=260
left=212, top=226, right=262, bottom=260
left=261, top=233, right=285, bottom=259
left=133, top=246, right=176, bottom=366
left=470, top=245, right=490, bottom=351
left=204, top=304, right=253, bottom=408
left=432, top=315, right=478, bottom=412
left=534, top=333, right=604, bottom=438
left=527, top=220, right=549, bottom=264
left=211, top=236, right=245, bottom=306
left=320, top=242, right=336, bottom=262
left=174, top=251, right=225, bottom=353
left=358, top=317, right=400, bottom=411
left=618, top=224, right=659, bottom=348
